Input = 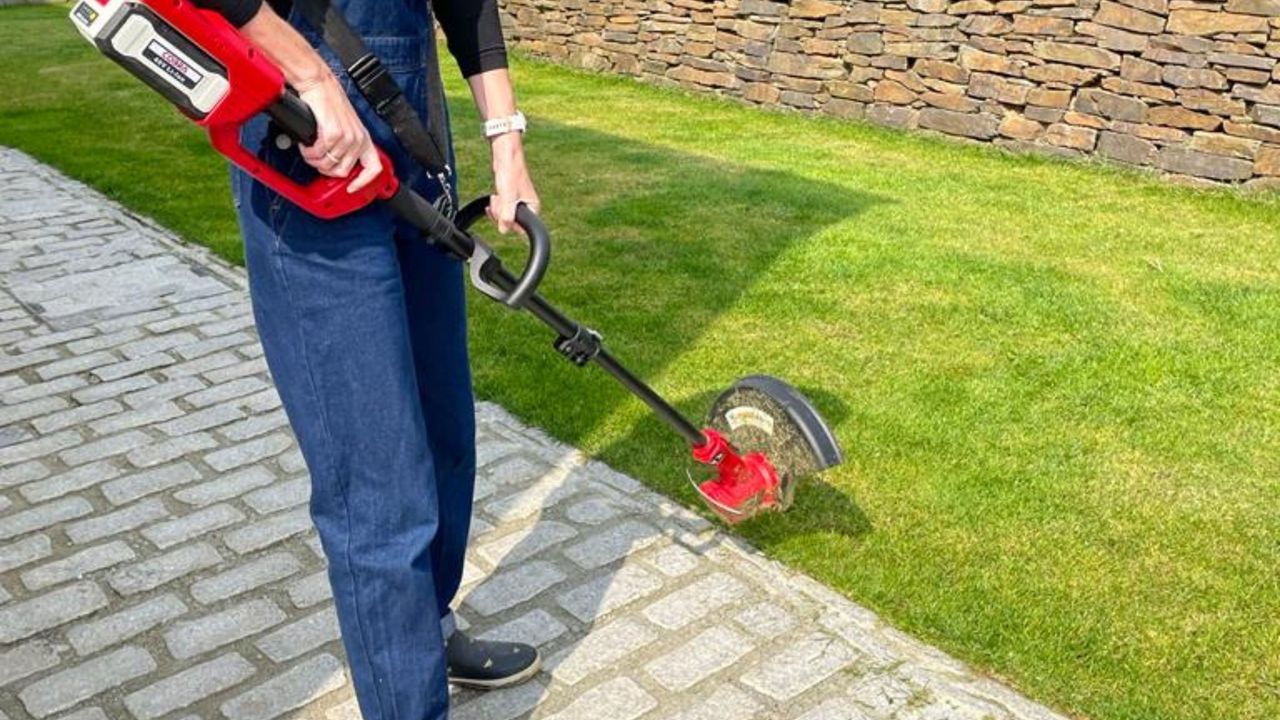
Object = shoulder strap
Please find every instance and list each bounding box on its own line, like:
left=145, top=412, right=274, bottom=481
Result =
left=292, top=0, right=455, bottom=206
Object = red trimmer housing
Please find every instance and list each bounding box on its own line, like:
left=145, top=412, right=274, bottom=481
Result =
left=689, top=377, right=842, bottom=524
left=691, top=428, right=783, bottom=524
left=70, top=0, right=397, bottom=219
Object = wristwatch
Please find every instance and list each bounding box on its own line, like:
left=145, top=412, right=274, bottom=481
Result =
left=483, top=111, right=527, bottom=139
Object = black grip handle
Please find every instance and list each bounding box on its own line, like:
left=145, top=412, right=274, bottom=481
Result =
left=266, top=91, right=319, bottom=147
left=509, top=204, right=551, bottom=307
left=456, top=197, right=551, bottom=308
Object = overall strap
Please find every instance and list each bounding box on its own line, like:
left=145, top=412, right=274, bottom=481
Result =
left=293, top=0, right=455, bottom=214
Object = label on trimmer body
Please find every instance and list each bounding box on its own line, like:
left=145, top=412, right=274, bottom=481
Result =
left=142, top=39, right=205, bottom=90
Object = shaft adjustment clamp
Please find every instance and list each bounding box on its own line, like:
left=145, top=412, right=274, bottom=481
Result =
left=555, top=326, right=602, bottom=367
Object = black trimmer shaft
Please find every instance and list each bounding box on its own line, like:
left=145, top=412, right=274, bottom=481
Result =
left=274, top=96, right=710, bottom=449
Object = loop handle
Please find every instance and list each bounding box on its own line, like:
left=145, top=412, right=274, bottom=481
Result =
left=455, top=197, right=551, bottom=308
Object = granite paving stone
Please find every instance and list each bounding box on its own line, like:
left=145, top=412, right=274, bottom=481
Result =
left=254, top=606, right=342, bottom=662
left=20, top=540, right=136, bottom=590
left=464, top=559, right=567, bottom=616
left=100, top=461, right=201, bottom=505
left=645, top=625, right=754, bottom=692
left=63, top=498, right=170, bottom=545
left=18, top=460, right=124, bottom=504
left=189, top=551, right=303, bottom=604
left=643, top=571, right=749, bottom=630
left=17, top=645, right=156, bottom=718
left=0, top=581, right=108, bottom=643
left=219, top=653, right=347, bottom=720
left=476, top=608, right=568, bottom=648
left=543, top=677, right=657, bottom=720
left=0, top=496, right=93, bottom=540
left=545, top=616, right=659, bottom=685
left=0, top=533, right=53, bottom=573
left=139, top=503, right=244, bottom=549
left=108, top=542, right=222, bottom=595
left=66, top=593, right=189, bottom=656
left=740, top=633, right=860, bottom=701
left=556, top=564, right=665, bottom=623
left=475, top=518, right=577, bottom=566
left=123, top=653, right=256, bottom=720
left=163, top=598, right=287, bottom=659
left=0, top=641, right=63, bottom=687
left=664, top=685, right=765, bottom=720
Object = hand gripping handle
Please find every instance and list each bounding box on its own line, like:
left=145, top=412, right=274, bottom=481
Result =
left=455, top=197, right=551, bottom=309
left=152, top=0, right=399, bottom=219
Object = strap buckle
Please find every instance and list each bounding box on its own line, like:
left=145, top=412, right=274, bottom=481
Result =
left=348, top=53, right=401, bottom=115
left=432, top=167, right=456, bottom=220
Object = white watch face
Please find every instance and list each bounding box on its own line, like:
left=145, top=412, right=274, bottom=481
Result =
left=484, top=112, right=526, bottom=137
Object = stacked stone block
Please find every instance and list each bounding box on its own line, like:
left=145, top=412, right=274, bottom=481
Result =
left=500, top=0, right=1280, bottom=187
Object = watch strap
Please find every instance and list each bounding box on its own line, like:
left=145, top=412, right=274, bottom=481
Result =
left=483, top=111, right=527, bottom=138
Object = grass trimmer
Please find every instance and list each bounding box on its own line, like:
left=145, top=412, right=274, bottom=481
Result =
left=69, top=0, right=843, bottom=523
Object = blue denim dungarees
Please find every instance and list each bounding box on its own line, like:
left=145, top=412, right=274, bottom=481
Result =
left=229, top=3, right=468, bottom=718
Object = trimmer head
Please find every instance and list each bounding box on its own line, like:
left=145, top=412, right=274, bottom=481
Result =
left=691, top=376, right=843, bottom=524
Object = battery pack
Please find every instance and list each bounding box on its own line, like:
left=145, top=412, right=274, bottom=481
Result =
left=71, top=0, right=229, bottom=118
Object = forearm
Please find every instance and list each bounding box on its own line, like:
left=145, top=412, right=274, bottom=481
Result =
left=238, top=3, right=331, bottom=88
left=467, top=68, right=524, bottom=167
left=467, top=67, right=537, bottom=229
left=438, top=0, right=537, bottom=228
left=467, top=67, right=517, bottom=121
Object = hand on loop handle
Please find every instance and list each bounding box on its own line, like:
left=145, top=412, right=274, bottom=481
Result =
left=456, top=197, right=550, bottom=309
left=487, top=133, right=540, bottom=235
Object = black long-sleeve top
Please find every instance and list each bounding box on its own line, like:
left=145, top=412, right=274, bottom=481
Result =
left=195, top=0, right=507, bottom=78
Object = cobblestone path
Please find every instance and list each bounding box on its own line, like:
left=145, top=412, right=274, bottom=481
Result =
left=0, top=148, right=1068, bottom=720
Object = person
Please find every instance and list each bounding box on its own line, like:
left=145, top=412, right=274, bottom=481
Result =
left=190, top=0, right=541, bottom=717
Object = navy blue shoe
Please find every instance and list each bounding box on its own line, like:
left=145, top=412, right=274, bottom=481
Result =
left=446, top=631, right=541, bottom=689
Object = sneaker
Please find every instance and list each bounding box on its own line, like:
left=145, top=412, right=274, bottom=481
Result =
left=445, top=630, right=541, bottom=689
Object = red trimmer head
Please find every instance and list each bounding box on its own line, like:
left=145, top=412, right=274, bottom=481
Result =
left=690, top=376, right=842, bottom=524
left=691, top=429, right=783, bottom=524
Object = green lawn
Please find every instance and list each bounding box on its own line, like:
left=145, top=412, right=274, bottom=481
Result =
left=4, top=5, right=1279, bottom=719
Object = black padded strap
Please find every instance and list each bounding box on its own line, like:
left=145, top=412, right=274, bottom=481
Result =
left=293, top=0, right=452, bottom=180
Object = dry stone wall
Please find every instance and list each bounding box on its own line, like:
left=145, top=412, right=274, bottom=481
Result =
left=500, top=0, right=1280, bottom=188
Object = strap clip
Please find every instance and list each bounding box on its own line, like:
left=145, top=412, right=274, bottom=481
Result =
left=430, top=166, right=455, bottom=219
